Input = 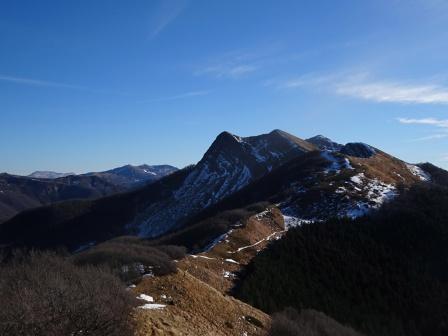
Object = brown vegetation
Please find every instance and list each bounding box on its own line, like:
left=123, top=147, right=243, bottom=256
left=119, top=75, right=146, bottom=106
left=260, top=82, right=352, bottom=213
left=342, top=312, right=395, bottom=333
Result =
left=72, top=236, right=184, bottom=282
left=177, top=206, right=285, bottom=293
left=133, top=269, right=270, bottom=336
left=0, top=251, right=136, bottom=336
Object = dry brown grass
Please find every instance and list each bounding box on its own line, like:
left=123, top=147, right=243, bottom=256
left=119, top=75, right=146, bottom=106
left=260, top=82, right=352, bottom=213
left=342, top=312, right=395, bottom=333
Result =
left=177, top=207, right=285, bottom=293
left=133, top=270, right=270, bottom=336
left=349, top=151, right=421, bottom=185
left=131, top=207, right=287, bottom=335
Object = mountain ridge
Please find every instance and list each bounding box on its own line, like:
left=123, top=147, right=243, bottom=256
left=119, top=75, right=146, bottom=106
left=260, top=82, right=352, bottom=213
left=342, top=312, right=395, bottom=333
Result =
left=0, top=164, right=178, bottom=224
left=0, top=129, right=437, bottom=252
left=28, top=171, right=75, bottom=179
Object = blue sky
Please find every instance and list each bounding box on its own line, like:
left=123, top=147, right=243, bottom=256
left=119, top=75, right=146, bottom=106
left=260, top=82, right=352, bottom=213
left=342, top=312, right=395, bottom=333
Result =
left=2, top=0, right=448, bottom=174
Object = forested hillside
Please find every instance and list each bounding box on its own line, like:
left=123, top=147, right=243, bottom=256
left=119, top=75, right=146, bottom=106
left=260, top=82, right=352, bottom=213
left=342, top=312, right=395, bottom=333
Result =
left=235, top=184, right=448, bottom=336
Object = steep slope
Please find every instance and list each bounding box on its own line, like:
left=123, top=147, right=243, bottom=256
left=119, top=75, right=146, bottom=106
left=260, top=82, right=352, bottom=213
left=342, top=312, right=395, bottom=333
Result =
left=130, top=130, right=315, bottom=237
left=0, top=130, right=312, bottom=250
left=189, top=145, right=430, bottom=226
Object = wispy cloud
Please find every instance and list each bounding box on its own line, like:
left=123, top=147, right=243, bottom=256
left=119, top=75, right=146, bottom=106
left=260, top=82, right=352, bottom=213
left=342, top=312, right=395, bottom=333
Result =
left=277, top=73, right=339, bottom=89
left=413, top=133, right=448, bottom=141
left=397, top=118, right=448, bottom=141
left=276, top=71, right=448, bottom=105
left=336, top=82, right=448, bottom=104
left=0, top=74, right=86, bottom=90
left=0, top=73, right=134, bottom=96
left=194, top=47, right=281, bottom=79
left=397, top=118, right=448, bottom=128
left=142, top=90, right=210, bottom=103
left=197, top=64, right=257, bottom=79
left=148, top=0, right=188, bottom=39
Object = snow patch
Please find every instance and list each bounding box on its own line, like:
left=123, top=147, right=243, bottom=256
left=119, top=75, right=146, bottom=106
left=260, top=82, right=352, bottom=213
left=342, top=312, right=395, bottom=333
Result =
left=350, top=173, right=365, bottom=185
left=223, top=271, right=235, bottom=278
left=342, top=177, right=397, bottom=218
left=321, top=151, right=353, bottom=174
left=190, top=254, right=216, bottom=260
left=139, top=303, right=166, bottom=310
left=406, top=164, right=430, bottom=181
left=282, top=215, right=312, bottom=228
left=137, top=293, right=166, bottom=310
left=225, top=258, right=239, bottom=264
left=137, top=294, right=154, bottom=303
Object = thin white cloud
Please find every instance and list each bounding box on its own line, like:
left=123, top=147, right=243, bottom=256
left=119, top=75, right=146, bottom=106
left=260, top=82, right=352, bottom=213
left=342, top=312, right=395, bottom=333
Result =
left=278, top=73, right=338, bottom=89
left=0, top=74, right=85, bottom=89
left=336, top=82, right=448, bottom=104
left=142, top=90, right=210, bottom=103
left=277, top=71, right=448, bottom=105
left=0, top=73, right=134, bottom=96
left=197, top=63, right=257, bottom=79
left=398, top=118, right=448, bottom=141
left=149, top=0, right=188, bottom=39
left=412, top=133, right=448, bottom=141
left=195, top=48, right=272, bottom=79
left=397, top=118, right=448, bottom=128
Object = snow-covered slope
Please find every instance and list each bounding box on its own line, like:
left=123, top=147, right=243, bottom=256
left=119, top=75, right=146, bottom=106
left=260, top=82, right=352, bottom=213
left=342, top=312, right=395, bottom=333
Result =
left=132, top=130, right=316, bottom=237
left=197, top=144, right=434, bottom=228
left=280, top=148, right=433, bottom=223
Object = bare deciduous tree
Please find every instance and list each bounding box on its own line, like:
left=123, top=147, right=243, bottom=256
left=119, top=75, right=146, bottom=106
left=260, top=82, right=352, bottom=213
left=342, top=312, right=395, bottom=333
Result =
left=0, top=251, right=136, bottom=336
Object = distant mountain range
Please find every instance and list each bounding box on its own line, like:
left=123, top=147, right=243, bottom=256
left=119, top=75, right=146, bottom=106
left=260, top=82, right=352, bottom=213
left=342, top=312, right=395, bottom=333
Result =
left=0, top=129, right=436, bottom=251
left=84, top=164, right=178, bottom=188
left=0, top=164, right=178, bottom=224
left=28, top=171, right=75, bottom=179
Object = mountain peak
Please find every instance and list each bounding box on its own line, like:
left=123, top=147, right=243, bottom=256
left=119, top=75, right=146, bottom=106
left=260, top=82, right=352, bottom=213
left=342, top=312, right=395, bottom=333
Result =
left=306, top=135, right=342, bottom=151
left=217, top=130, right=242, bottom=142
left=269, top=129, right=286, bottom=135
